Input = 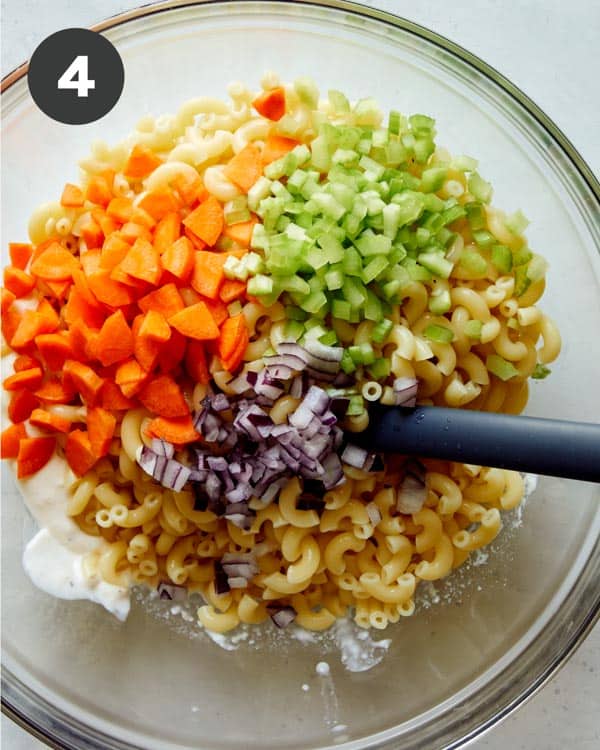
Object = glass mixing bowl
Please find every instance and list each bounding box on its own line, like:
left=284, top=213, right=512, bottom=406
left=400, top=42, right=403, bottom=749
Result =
left=2, top=2, right=599, bottom=748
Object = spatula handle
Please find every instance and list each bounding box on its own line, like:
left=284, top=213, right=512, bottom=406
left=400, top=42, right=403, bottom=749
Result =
left=363, top=406, right=600, bottom=482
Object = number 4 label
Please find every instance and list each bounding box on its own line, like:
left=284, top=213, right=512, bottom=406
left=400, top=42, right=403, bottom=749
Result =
left=58, top=55, right=96, bottom=98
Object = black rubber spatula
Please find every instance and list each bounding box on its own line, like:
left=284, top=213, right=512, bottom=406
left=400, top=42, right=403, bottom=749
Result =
left=355, top=406, right=600, bottom=482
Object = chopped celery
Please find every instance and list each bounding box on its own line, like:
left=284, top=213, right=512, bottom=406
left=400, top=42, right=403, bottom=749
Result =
left=319, top=330, right=338, bottom=346
left=388, top=109, right=402, bottom=135
left=227, top=301, right=243, bottom=316
left=284, top=320, right=305, bottom=341
left=348, top=343, right=375, bottom=366
left=371, top=318, right=393, bottom=343
left=459, top=250, right=488, bottom=276
left=324, top=266, right=345, bottom=291
left=467, top=172, right=493, bottom=203
left=342, top=277, right=367, bottom=308
left=532, top=364, right=551, bottom=380
left=416, top=227, right=431, bottom=247
left=346, top=394, right=365, bottom=416
left=472, top=229, right=496, bottom=248
left=505, top=209, right=529, bottom=235
left=464, top=320, right=483, bottom=340
left=310, top=135, right=331, bottom=172
left=301, top=291, right=328, bottom=314
left=486, top=354, right=519, bottom=381
left=340, top=349, right=357, bottom=374
left=420, top=166, right=448, bottom=193
left=223, top=255, right=243, bottom=280
left=372, top=129, right=389, bottom=148
left=287, top=169, right=308, bottom=193
left=423, top=194, right=446, bottom=213
left=286, top=306, right=308, bottom=321
left=364, top=289, right=383, bottom=321
left=491, top=244, right=512, bottom=273
left=514, top=265, right=531, bottom=297
left=331, top=298, right=352, bottom=321
left=312, top=192, right=346, bottom=221
left=342, top=246, right=363, bottom=276
left=424, top=324, right=454, bottom=343
left=382, top=203, right=402, bottom=239
left=418, top=251, right=453, bottom=279
left=527, top=254, right=548, bottom=282
left=409, top=113, right=435, bottom=135
left=465, top=202, right=486, bottom=230
left=224, top=196, right=250, bottom=225
left=414, top=136, right=435, bottom=164
left=247, top=177, right=272, bottom=212
left=367, top=357, right=391, bottom=379
left=402, top=257, right=432, bottom=282
left=242, top=252, right=264, bottom=275
left=428, top=288, right=451, bottom=314
left=385, top=140, right=408, bottom=166
left=294, top=76, right=319, bottom=108
left=250, top=223, right=269, bottom=250
left=451, top=154, right=478, bottom=172
left=512, top=246, right=533, bottom=266
left=358, top=155, right=386, bottom=181
left=332, top=148, right=359, bottom=167
left=247, top=274, right=274, bottom=296
left=361, top=255, right=389, bottom=284
left=353, top=98, right=382, bottom=127
left=280, top=274, right=311, bottom=295
left=390, top=190, right=425, bottom=226
left=328, top=89, right=351, bottom=113
left=355, top=230, right=392, bottom=257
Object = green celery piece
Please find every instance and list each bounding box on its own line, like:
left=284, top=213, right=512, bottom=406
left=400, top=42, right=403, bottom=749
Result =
left=388, top=109, right=402, bottom=135
left=436, top=227, right=453, bottom=247
left=332, top=148, right=359, bottom=167
left=319, top=330, right=338, bottom=346
left=464, top=319, right=483, bottom=340
left=372, top=129, right=389, bottom=148
left=371, top=318, right=393, bottom=344
left=348, top=343, right=375, bottom=366
left=284, top=320, right=305, bottom=341
left=382, top=203, right=403, bottom=239
left=331, top=298, right=353, bottom=321
left=305, top=245, right=329, bottom=270
left=505, top=209, right=530, bottom=236
left=416, top=227, right=431, bottom=247
left=353, top=98, right=382, bottom=126
left=247, top=177, right=272, bottom=212
left=329, top=182, right=357, bottom=211
left=388, top=242, right=408, bottom=265
left=382, top=279, right=402, bottom=301
left=409, top=113, right=435, bottom=135
left=391, top=190, right=425, bottom=226
left=486, top=354, right=519, bottom=381
left=310, top=135, right=331, bottom=172
left=294, top=76, right=319, bottom=107
left=357, top=137, right=372, bottom=155
left=420, top=166, right=448, bottom=192
left=389, top=173, right=420, bottom=194
left=342, top=246, right=363, bottom=276
left=355, top=230, right=392, bottom=257
left=424, top=324, right=454, bottom=343
left=440, top=204, right=466, bottom=226
left=358, top=155, right=386, bottom=181
left=512, top=246, right=533, bottom=266
left=223, top=255, right=242, bottom=280
left=472, top=229, right=496, bottom=248
left=301, top=291, right=328, bottom=314
left=422, top=212, right=445, bottom=234
left=250, top=223, right=269, bottom=250
left=367, top=357, right=391, bottom=379
left=428, top=288, right=452, bottom=314
left=491, top=244, right=512, bottom=273
left=364, top=289, right=383, bottom=321
left=287, top=169, right=308, bottom=194
left=532, top=364, right=552, bottom=380
left=308, top=275, right=325, bottom=293
left=275, top=215, right=291, bottom=232
left=361, top=255, right=389, bottom=284
left=312, top=192, right=346, bottom=221
left=346, top=394, right=365, bottom=416
left=300, top=177, right=320, bottom=200
left=286, top=306, right=308, bottom=321
left=402, top=257, right=432, bottom=282
left=467, top=172, right=493, bottom=203
left=451, top=154, right=478, bottom=172
left=324, top=266, right=345, bottom=291
left=465, top=202, right=486, bottom=230
left=418, top=251, right=453, bottom=279
left=328, top=89, right=351, bottom=113
left=527, top=254, right=548, bottom=282
left=343, top=214, right=363, bottom=238
left=423, top=194, right=446, bottom=213
left=340, top=349, right=357, bottom=373
left=342, top=276, right=367, bottom=308
left=337, top=127, right=362, bottom=150
left=304, top=317, right=323, bottom=331
left=247, top=274, right=274, bottom=296
left=459, top=250, right=488, bottom=276
left=280, top=274, right=311, bottom=295
left=413, top=136, right=435, bottom=164
left=385, top=140, right=408, bottom=166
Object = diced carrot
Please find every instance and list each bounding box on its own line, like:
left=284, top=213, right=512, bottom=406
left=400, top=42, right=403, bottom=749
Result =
left=130, top=206, right=157, bottom=230
left=223, top=143, right=262, bottom=192
left=138, top=283, right=184, bottom=318
left=157, top=329, right=186, bottom=373
left=153, top=212, right=181, bottom=255
left=139, top=309, right=171, bottom=342
left=138, top=187, right=180, bottom=221
left=1, top=306, right=22, bottom=346
left=60, top=183, right=84, bottom=208
left=95, top=309, right=134, bottom=366
left=100, top=379, right=136, bottom=410
left=8, top=390, right=39, bottom=422
left=183, top=226, right=207, bottom=251
left=138, top=374, right=190, bottom=418
left=115, top=358, right=149, bottom=398
left=3, top=367, right=43, bottom=392
left=80, top=249, right=102, bottom=277
left=1, top=422, right=28, bottom=458
left=9, top=242, right=33, bottom=270
left=66, top=320, right=92, bottom=361
left=64, top=287, right=106, bottom=329
left=224, top=216, right=258, bottom=248
left=133, top=331, right=162, bottom=371
left=87, top=406, right=117, bottom=457
left=44, top=280, right=72, bottom=301
left=261, top=134, right=299, bottom=165
left=63, top=360, right=105, bottom=404
left=1, top=287, right=16, bottom=313
left=120, top=222, right=153, bottom=244
left=161, top=236, right=194, bottom=282
left=72, top=268, right=99, bottom=308
left=91, top=208, right=119, bottom=238
left=29, top=242, right=80, bottom=282
left=146, top=414, right=199, bottom=445
left=124, top=144, right=163, bottom=179
left=34, top=378, right=75, bottom=404
left=119, top=238, right=162, bottom=286
left=29, top=408, right=72, bottom=434
left=252, top=87, right=286, bottom=121
left=179, top=287, right=201, bottom=307
left=13, top=355, right=39, bottom=372
left=100, top=234, right=132, bottom=270
left=219, top=279, right=247, bottom=304
left=221, top=327, right=248, bottom=373
left=81, top=218, right=104, bottom=250
left=4, top=267, right=35, bottom=297
left=190, top=251, right=227, bottom=299
left=10, top=302, right=58, bottom=349
left=86, top=175, right=113, bottom=207
left=172, top=171, right=202, bottom=206
left=169, top=301, right=219, bottom=340
left=87, top=271, right=136, bottom=308
left=106, top=197, right=135, bottom=224
left=185, top=340, right=210, bottom=384
left=202, top=297, right=229, bottom=327
left=183, top=196, right=224, bottom=247
left=109, top=265, right=149, bottom=292
left=218, top=314, right=248, bottom=363
left=65, top=430, right=96, bottom=477
left=17, top=436, right=56, bottom=478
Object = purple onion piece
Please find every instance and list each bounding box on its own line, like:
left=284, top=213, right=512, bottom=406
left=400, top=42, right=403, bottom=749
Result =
left=341, top=443, right=370, bottom=470
left=157, top=581, right=188, bottom=601
left=393, top=377, right=419, bottom=407
left=396, top=474, right=427, bottom=514
left=150, top=439, right=174, bottom=459
left=268, top=605, right=297, bottom=628
left=211, top=393, right=230, bottom=411
left=214, top=562, right=230, bottom=594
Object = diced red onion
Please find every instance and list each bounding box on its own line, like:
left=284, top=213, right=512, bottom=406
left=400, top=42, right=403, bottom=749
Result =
left=211, top=393, right=230, bottom=411
left=366, top=502, right=382, bottom=525
left=341, top=443, right=370, bottom=469
left=157, top=582, right=187, bottom=601
left=393, top=377, right=419, bottom=407
left=228, top=577, right=249, bottom=589
left=268, top=606, right=297, bottom=628
left=150, top=439, right=174, bottom=459
left=214, top=562, right=230, bottom=594
left=396, top=474, right=427, bottom=514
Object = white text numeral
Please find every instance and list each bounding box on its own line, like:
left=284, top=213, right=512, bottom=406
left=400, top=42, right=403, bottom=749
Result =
left=57, top=55, right=95, bottom=98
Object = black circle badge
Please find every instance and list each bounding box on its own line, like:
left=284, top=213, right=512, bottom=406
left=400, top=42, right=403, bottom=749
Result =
left=28, top=28, right=124, bottom=125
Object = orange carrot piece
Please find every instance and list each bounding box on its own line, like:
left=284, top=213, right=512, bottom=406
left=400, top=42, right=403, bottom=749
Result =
left=130, top=206, right=157, bottom=231
left=218, top=314, right=248, bottom=362
left=2, top=287, right=16, bottom=313
left=261, top=134, right=299, bottom=165
left=219, top=279, right=247, bottom=304
left=139, top=309, right=171, bottom=342
left=169, top=301, right=219, bottom=340
left=4, top=267, right=35, bottom=297
left=9, top=242, right=33, bottom=270
left=34, top=378, right=75, bottom=404
left=30, top=242, right=79, bottom=282
left=106, top=197, right=134, bottom=224
left=223, top=143, right=262, bottom=192
left=183, top=226, right=207, bottom=251
left=161, top=236, right=194, bottom=282
left=115, top=358, right=149, bottom=398
left=65, top=430, right=96, bottom=477
left=64, top=287, right=106, bottom=329
left=80, top=249, right=102, bottom=277
left=10, top=303, right=58, bottom=349
left=138, top=283, right=184, bottom=318
left=87, top=271, right=136, bottom=308
left=153, top=212, right=181, bottom=255
left=119, top=238, right=162, bottom=286
left=8, top=390, right=39, bottom=423
left=138, top=187, right=180, bottom=221
left=252, top=87, right=286, bottom=121
left=63, top=360, right=105, bottom=404
left=157, top=329, right=186, bottom=374
left=172, top=172, right=202, bottom=206
left=13, top=354, right=40, bottom=372
left=222, top=325, right=249, bottom=373
left=100, top=234, right=132, bottom=270
left=120, top=222, right=153, bottom=244
left=87, top=406, right=117, bottom=457
left=81, top=218, right=104, bottom=250
left=183, top=196, right=224, bottom=247
left=124, top=144, right=163, bottom=179
left=29, top=408, right=72, bottom=434
left=60, top=183, right=84, bottom=208
left=17, top=436, right=56, bottom=478
left=202, top=297, right=229, bottom=327
left=72, top=268, right=99, bottom=308
left=44, top=279, right=72, bottom=301
left=37, top=297, right=60, bottom=330
left=138, top=374, right=190, bottom=417
left=185, top=340, right=210, bottom=384
left=3, top=367, right=43, bottom=392
left=1, top=422, right=28, bottom=458
left=133, top=323, right=163, bottom=371
left=190, top=251, right=227, bottom=299
left=1, top=307, right=22, bottom=347
left=86, top=175, right=113, bottom=207
left=100, top=380, right=136, bottom=410
left=146, top=414, right=199, bottom=445
left=108, top=265, right=150, bottom=292
left=95, top=309, right=134, bottom=367
left=223, top=216, right=258, bottom=248
left=91, top=209, right=119, bottom=239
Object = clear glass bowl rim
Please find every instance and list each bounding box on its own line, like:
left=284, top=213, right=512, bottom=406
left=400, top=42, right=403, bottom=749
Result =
left=1, top=2, right=599, bottom=749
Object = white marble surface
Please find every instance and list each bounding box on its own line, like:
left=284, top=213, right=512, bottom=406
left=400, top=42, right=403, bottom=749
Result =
left=1, top=1, right=598, bottom=748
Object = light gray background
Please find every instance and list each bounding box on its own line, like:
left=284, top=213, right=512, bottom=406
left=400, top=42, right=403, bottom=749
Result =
left=1, top=1, right=598, bottom=748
